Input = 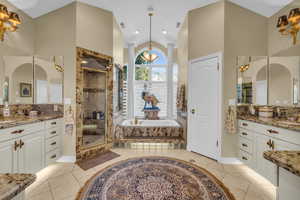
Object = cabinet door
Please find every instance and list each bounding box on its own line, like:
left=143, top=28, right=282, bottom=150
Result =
left=0, top=140, right=16, bottom=173
left=18, top=132, right=45, bottom=173
left=256, top=134, right=277, bottom=185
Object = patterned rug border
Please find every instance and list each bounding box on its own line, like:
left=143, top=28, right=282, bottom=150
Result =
left=76, top=156, right=236, bottom=200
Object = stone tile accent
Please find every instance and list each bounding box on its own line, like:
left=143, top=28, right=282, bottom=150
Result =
left=76, top=47, right=114, bottom=161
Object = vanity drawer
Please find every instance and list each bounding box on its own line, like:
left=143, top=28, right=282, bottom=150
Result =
left=238, top=120, right=254, bottom=130
left=239, top=150, right=253, bottom=167
left=239, top=137, right=253, bottom=154
left=45, top=119, right=62, bottom=129
left=239, top=128, right=254, bottom=141
left=46, top=136, right=60, bottom=153
left=45, top=128, right=60, bottom=139
left=0, top=122, right=45, bottom=142
left=45, top=149, right=60, bottom=166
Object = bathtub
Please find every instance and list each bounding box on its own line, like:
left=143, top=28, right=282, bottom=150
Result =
left=115, top=119, right=183, bottom=141
left=121, top=119, right=180, bottom=127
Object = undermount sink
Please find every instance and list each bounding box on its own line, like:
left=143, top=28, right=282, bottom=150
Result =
left=277, top=120, right=300, bottom=126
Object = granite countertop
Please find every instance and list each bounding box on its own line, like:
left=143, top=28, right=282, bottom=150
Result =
left=0, top=173, right=36, bottom=200
left=264, top=151, right=300, bottom=177
left=238, top=115, right=300, bottom=132
left=0, top=114, right=63, bottom=129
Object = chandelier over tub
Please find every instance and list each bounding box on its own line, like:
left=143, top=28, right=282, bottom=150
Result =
left=141, top=11, right=159, bottom=63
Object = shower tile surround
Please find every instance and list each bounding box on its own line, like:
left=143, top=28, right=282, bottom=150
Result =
left=237, top=105, right=300, bottom=131
left=76, top=47, right=114, bottom=161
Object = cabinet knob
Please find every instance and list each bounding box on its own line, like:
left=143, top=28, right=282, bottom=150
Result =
left=267, top=129, right=279, bottom=134
left=20, top=140, right=24, bottom=148
left=51, top=142, right=57, bottom=146
left=242, top=143, right=248, bottom=147
left=242, top=156, right=248, bottom=160
left=14, top=141, right=20, bottom=151
left=242, top=123, right=248, bottom=127
left=51, top=154, right=57, bottom=159
left=50, top=131, right=57, bottom=135
left=242, top=132, right=248, bottom=136
left=51, top=122, right=57, bottom=125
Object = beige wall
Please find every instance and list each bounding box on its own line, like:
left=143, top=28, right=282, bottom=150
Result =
left=187, top=0, right=268, bottom=157
left=223, top=1, right=268, bottom=157
left=76, top=2, right=113, bottom=56
left=177, top=16, right=189, bottom=86
left=35, top=3, right=77, bottom=156
left=268, top=0, right=300, bottom=56
left=188, top=1, right=225, bottom=61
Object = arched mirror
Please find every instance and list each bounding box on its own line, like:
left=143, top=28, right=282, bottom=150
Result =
left=269, top=56, right=299, bottom=106
left=237, top=56, right=268, bottom=105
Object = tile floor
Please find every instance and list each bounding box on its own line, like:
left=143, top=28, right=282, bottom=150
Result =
left=25, top=149, right=276, bottom=200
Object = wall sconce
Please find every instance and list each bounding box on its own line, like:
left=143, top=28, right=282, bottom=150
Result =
left=0, top=4, right=21, bottom=41
left=277, top=8, right=300, bottom=45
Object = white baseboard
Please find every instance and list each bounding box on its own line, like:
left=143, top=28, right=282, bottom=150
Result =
left=218, top=157, right=242, bottom=165
left=57, top=156, right=76, bottom=163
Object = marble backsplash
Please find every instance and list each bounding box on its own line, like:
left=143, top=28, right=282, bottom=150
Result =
left=0, top=104, right=64, bottom=117
left=237, top=105, right=300, bottom=119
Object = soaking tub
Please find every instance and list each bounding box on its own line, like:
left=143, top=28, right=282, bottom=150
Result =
left=121, top=119, right=180, bottom=127
left=115, top=119, right=184, bottom=144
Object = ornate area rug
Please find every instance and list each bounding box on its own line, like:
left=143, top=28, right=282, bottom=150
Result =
left=76, top=157, right=235, bottom=200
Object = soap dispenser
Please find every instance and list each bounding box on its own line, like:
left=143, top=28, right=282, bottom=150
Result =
left=3, top=102, right=10, bottom=117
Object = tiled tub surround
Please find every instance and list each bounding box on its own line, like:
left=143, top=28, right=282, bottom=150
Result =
left=237, top=105, right=300, bottom=132
left=114, top=119, right=185, bottom=144
left=0, top=174, right=36, bottom=200
left=264, top=151, right=300, bottom=177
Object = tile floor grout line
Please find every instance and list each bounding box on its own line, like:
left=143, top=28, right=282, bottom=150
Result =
left=47, top=180, right=55, bottom=200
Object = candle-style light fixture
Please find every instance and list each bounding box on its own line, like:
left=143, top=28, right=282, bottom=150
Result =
left=0, top=4, right=21, bottom=41
left=141, top=9, right=159, bottom=63
left=277, top=8, right=300, bottom=45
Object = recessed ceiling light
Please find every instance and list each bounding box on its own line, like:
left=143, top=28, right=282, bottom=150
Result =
left=162, top=30, right=167, bottom=35
left=135, top=30, right=140, bottom=34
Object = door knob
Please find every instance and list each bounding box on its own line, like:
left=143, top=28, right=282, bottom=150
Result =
left=191, top=109, right=196, bottom=114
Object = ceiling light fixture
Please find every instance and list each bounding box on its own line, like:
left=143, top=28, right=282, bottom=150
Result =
left=135, top=30, right=140, bottom=34
left=239, top=56, right=251, bottom=73
left=141, top=10, right=158, bottom=63
left=0, top=4, right=21, bottom=41
left=277, top=8, right=300, bottom=45
left=162, top=29, right=167, bottom=35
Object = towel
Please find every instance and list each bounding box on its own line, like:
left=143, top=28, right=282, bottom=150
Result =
left=225, top=106, right=237, bottom=134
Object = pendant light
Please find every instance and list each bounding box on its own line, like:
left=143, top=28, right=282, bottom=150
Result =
left=141, top=11, right=158, bottom=63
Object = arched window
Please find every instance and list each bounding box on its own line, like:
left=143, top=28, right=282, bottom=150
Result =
left=133, top=48, right=172, bottom=117
left=135, top=49, right=167, bottom=65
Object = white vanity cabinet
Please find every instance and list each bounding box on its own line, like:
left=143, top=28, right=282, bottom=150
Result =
left=238, top=120, right=300, bottom=186
left=0, top=118, right=63, bottom=174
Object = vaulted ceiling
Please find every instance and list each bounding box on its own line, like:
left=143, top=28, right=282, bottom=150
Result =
left=7, top=0, right=294, bottom=46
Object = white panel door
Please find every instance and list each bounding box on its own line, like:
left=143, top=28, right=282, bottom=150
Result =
left=18, top=132, right=44, bottom=173
left=188, top=56, right=219, bottom=160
